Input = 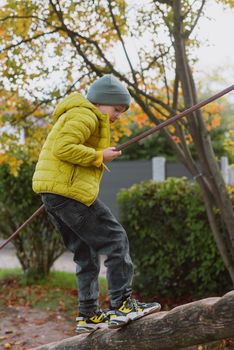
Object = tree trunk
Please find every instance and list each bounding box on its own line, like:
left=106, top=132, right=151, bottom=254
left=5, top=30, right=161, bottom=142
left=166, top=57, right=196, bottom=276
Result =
left=0, top=201, right=65, bottom=281
left=172, top=0, right=234, bottom=283
left=49, top=0, right=234, bottom=283
left=33, top=291, right=234, bottom=350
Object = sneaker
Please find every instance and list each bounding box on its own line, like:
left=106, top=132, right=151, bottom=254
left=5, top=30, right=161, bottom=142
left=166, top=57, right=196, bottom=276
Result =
left=76, top=310, right=109, bottom=334
left=108, top=297, right=161, bottom=329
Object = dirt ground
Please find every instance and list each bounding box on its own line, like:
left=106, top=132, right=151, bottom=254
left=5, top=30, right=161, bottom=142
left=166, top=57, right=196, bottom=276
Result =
left=1, top=305, right=234, bottom=350
left=0, top=275, right=233, bottom=350
left=0, top=305, right=75, bottom=350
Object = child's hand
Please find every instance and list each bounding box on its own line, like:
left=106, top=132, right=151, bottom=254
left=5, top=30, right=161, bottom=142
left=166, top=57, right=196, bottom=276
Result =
left=103, top=147, right=122, bottom=163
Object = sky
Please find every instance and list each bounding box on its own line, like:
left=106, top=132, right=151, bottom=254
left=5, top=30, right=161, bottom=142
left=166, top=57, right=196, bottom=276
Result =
left=0, top=0, right=233, bottom=88
left=194, top=1, right=234, bottom=85
left=115, top=1, right=234, bottom=86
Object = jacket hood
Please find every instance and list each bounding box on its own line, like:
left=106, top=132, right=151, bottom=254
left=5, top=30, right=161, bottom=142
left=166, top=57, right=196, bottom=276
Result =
left=52, top=92, right=103, bottom=122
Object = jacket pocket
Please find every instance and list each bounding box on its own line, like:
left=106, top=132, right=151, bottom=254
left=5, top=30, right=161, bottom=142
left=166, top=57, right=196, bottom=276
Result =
left=69, top=165, right=77, bottom=185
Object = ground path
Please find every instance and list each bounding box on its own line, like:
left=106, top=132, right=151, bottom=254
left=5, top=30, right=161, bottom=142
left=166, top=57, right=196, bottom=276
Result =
left=0, top=242, right=107, bottom=349
left=0, top=305, right=75, bottom=349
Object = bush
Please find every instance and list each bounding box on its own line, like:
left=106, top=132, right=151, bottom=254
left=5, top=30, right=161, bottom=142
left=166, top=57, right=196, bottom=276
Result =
left=0, top=161, right=65, bottom=282
left=117, top=178, right=232, bottom=298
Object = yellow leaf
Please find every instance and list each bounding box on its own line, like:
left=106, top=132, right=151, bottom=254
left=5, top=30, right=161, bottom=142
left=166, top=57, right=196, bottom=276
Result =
left=4, top=343, right=11, bottom=349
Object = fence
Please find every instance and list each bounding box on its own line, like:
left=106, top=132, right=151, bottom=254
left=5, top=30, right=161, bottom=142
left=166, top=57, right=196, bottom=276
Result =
left=99, top=156, right=234, bottom=218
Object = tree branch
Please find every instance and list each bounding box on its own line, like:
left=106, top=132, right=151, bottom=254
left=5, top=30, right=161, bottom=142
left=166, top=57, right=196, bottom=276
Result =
left=181, top=0, right=197, bottom=19
left=184, top=0, right=206, bottom=39
left=171, top=72, right=196, bottom=167
left=49, top=0, right=176, bottom=115
left=33, top=291, right=234, bottom=350
left=155, top=0, right=173, bottom=6
left=140, top=47, right=171, bottom=73
left=159, top=46, right=170, bottom=105
left=153, top=1, right=173, bottom=34
left=107, top=0, right=138, bottom=85
left=16, top=74, right=87, bottom=121
left=130, top=90, right=188, bottom=164
left=0, top=29, right=60, bottom=53
left=0, top=14, right=52, bottom=27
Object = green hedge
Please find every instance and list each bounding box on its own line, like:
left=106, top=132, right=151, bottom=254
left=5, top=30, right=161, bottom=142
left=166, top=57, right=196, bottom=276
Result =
left=0, top=161, right=65, bottom=281
left=117, top=178, right=232, bottom=298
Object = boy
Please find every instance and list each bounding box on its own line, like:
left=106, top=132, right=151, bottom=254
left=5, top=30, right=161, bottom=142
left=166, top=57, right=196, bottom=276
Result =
left=32, top=75, right=161, bottom=333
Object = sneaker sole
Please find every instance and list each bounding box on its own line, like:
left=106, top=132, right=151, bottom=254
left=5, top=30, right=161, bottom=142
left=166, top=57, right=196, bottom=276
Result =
left=129, top=303, right=161, bottom=321
left=76, top=322, right=108, bottom=334
left=108, top=303, right=161, bottom=329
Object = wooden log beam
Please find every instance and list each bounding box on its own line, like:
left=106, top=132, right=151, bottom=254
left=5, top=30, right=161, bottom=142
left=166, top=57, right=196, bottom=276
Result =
left=34, top=291, right=234, bottom=350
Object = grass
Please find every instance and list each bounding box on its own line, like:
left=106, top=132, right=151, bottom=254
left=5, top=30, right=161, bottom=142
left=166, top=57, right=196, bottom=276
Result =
left=0, top=267, right=22, bottom=279
left=0, top=268, right=108, bottom=316
left=0, top=268, right=233, bottom=350
left=0, top=268, right=107, bottom=291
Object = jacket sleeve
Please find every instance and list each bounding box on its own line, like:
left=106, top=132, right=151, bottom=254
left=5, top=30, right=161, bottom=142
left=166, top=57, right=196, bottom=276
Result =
left=52, top=109, right=103, bottom=167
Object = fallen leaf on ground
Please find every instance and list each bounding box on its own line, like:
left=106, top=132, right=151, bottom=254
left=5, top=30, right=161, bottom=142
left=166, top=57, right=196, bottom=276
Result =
left=34, top=320, right=46, bottom=325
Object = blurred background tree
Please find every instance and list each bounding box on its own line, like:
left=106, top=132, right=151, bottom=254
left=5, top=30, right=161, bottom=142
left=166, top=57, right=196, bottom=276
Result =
left=0, top=0, right=233, bottom=283
left=0, top=161, right=65, bottom=282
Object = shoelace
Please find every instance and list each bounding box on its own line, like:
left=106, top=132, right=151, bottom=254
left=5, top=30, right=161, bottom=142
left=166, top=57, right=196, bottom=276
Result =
left=126, top=297, right=140, bottom=310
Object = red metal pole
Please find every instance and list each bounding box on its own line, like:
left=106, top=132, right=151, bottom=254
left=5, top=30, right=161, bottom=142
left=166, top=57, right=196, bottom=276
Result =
left=0, top=84, right=233, bottom=250
left=0, top=205, right=45, bottom=250
left=116, top=84, right=234, bottom=151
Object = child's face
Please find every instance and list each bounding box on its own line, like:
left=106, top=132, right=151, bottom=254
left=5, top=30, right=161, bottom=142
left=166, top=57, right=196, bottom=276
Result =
left=96, top=105, right=127, bottom=123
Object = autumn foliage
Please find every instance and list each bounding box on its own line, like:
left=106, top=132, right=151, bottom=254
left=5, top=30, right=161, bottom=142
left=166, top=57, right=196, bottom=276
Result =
left=0, top=0, right=233, bottom=286
left=0, top=86, right=228, bottom=176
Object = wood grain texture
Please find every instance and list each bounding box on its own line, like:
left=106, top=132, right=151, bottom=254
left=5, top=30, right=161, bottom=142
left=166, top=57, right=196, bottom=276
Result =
left=33, top=291, right=234, bottom=350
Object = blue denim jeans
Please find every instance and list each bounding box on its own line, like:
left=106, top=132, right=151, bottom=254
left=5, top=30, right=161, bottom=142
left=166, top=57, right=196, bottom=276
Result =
left=41, top=193, right=134, bottom=316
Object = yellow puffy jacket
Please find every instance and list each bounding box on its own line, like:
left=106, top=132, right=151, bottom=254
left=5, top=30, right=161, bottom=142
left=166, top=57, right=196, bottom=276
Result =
left=32, top=93, right=110, bottom=206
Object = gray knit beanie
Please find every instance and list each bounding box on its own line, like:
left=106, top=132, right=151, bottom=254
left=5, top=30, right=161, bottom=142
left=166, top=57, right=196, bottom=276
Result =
left=87, top=75, right=131, bottom=108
